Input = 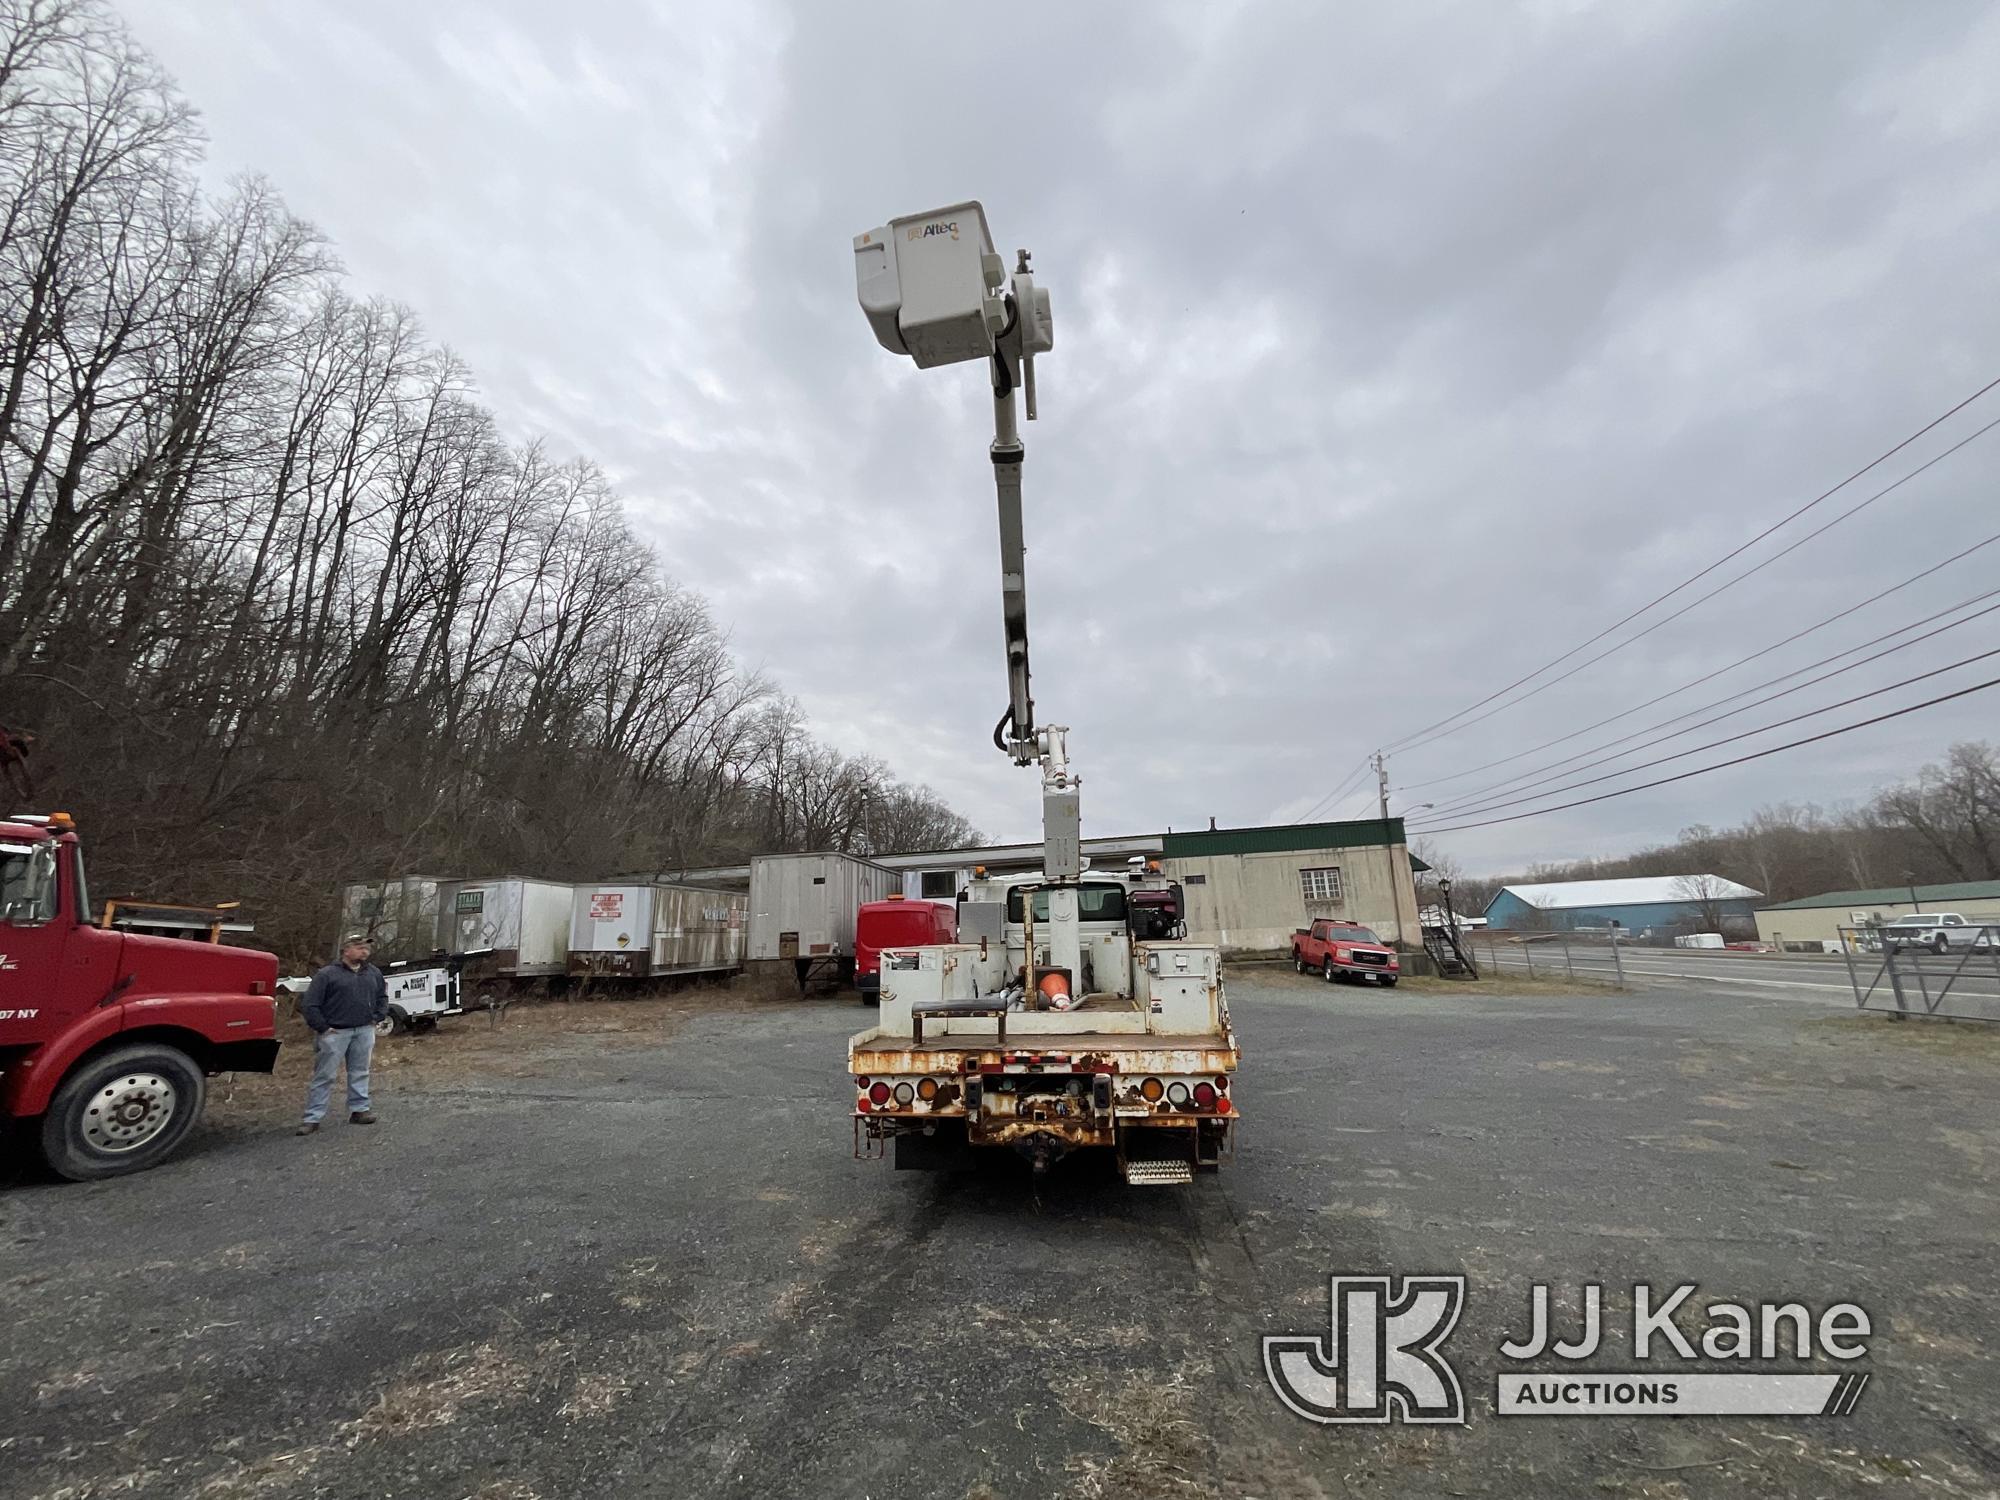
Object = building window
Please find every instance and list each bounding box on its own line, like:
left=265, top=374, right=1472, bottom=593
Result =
left=920, top=870, right=956, bottom=899
left=1300, top=866, right=1343, bottom=903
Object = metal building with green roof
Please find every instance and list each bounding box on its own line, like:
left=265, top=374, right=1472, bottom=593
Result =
left=1754, top=879, right=2000, bottom=948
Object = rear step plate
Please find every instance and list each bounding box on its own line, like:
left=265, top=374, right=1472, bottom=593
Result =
left=1123, top=1159, right=1194, bottom=1186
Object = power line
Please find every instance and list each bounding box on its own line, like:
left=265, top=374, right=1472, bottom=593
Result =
left=1387, top=411, right=2000, bottom=758
left=1379, top=376, right=2000, bottom=757
left=1290, top=752, right=1374, bottom=824
left=1414, top=588, right=2000, bottom=821
left=1400, top=547, right=2000, bottom=797
left=1408, top=672, right=2000, bottom=836
left=1408, top=644, right=2000, bottom=831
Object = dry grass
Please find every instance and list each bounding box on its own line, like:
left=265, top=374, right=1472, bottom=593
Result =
left=1050, top=1364, right=1214, bottom=1500
left=1803, top=1011, right=2000, bottom=1059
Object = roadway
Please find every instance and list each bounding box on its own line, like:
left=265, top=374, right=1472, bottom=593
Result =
left=1483, top=941, right=2000, bottom=1014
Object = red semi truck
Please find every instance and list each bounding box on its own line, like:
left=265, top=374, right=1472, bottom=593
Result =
left=0, top=813, right=280, bottom=1180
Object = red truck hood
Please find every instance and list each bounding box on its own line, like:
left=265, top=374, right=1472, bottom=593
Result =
left=117, top=931, right=277, bottom=997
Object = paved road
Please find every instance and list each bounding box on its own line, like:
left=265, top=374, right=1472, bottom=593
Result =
left=5, top=977, right=1999, bottom=1499
left=1482, top=943, right=2000, bottom=1013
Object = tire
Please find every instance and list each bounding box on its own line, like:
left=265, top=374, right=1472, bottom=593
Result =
left=1381, top=976, right=1398, bottom=987
left=1322, top=958, right=1336, bottom=983
left=39, top=1044, right=207, bottom=1182
left=377, top=1005, right=409, bottom=1037
left=1933, top=935, right=1949, bottom=955
left=1294, top=954, right=1307, bottom=973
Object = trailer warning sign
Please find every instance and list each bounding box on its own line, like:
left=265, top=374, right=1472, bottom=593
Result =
left=590, top=892, right=624, bottom=921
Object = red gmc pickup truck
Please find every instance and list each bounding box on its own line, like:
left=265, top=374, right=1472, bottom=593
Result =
left=1291, top=918, right=1400, bottom=986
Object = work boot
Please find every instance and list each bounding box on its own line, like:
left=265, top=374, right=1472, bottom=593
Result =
left=295, top=1122, right=319, bottom=1135
left=349, top=1111, right=377, bottom=1125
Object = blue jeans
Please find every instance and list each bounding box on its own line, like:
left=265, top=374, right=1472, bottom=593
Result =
left=303, top=1025, right=376, bottom=1122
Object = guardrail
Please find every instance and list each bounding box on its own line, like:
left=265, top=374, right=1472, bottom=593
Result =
left=1836, top=924, right=2000, bottom=1023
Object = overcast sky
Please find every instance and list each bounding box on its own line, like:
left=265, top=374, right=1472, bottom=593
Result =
left=119, top=0, right=2000, bottom=874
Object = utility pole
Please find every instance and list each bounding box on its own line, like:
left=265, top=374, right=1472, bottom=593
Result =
left=1374, top=749, right=1390, bottom=822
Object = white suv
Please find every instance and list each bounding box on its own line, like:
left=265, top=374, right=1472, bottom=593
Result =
left=1881, top=913, right=1990, bottom=955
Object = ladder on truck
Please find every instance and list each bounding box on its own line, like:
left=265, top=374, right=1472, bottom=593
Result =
left=1422, top=921, right=1478, bottom=979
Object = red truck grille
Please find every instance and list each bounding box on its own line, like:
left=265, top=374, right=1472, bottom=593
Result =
left=1350, top=950, right=1390, bottom=967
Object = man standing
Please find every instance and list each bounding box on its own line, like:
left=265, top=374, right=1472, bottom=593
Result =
left=296, top=934, right=387, bottom=1134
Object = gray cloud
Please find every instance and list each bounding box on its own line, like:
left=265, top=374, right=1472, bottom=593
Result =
left=122, top=0, right=2000, bottom=870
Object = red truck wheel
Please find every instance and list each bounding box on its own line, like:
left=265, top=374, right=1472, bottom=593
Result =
left=39, top=1044, right=208, bottom=1181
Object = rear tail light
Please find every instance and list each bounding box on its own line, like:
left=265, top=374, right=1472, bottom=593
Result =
left=1214, top=1076, right=1229, bottom=1091
left=1193, top=1082, right=1217, bottom=1109
left=916, top=1077, right=939, bottom=1102
left=893, top=1082, right=914, bottom=1106
left=868, top=1082, right=890, bottom=1106
left=1166, top=1082, right=1190, bottom=1106
left=1140, top=1077, right=1164, bottom=1102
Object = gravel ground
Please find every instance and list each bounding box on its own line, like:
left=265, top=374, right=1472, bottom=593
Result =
left=3, top=973, right=1997, bottom=1499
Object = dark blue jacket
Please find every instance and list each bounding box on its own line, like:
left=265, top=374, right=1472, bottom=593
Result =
left=302, top=962, right=388, bottom=1032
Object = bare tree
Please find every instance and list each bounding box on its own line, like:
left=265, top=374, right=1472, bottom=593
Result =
left=1671, top=874, right=1733, bottom=935
left=0, top=2, right=978, bottom=964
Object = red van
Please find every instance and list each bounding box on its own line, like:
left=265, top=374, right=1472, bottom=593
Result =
left=855, top=896, right=957, bottom=1004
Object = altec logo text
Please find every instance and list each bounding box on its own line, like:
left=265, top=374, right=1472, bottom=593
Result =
left=1265, top=1277, right=1872, bottom=1424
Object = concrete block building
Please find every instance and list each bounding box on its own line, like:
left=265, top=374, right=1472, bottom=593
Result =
left=1162, top=818, right=1421, bottom=954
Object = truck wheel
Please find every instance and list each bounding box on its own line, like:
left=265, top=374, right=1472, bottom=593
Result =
left=1932, top=935, right=1949, bottom=955
left=377, top=1006, right=409, bottom=1037
left=39, top=1045, right=207, bottom=1182
left=1321, top=957, right=1337, bottom=983
left=1294, top=953, right=1307, bottom=973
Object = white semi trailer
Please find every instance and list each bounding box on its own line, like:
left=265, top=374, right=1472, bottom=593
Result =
left=846, top=202, right=1237, bottom=1184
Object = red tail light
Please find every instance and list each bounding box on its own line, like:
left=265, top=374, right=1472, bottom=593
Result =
left=1193, top=1082, right=1217, bottom=1109
left=868, top=1082, right=891, bottom=1106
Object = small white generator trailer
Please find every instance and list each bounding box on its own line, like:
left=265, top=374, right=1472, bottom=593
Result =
left=377, top=948, right=494, bottom=1036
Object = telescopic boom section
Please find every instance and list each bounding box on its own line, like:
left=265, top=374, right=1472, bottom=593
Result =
left=991, top=333, right=1036, bottom=765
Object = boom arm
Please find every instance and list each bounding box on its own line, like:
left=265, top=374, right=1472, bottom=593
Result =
left=991, top=327, right=1036, bottom=764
